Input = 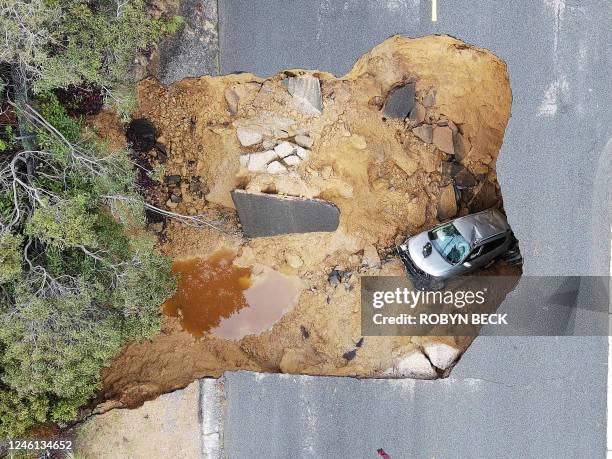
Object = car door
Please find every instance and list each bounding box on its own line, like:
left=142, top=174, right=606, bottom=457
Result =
left=475, top=234, right=508, bottom=267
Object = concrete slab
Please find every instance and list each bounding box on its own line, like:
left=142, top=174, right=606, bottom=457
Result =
left=231, top=190, right=339, bottom=237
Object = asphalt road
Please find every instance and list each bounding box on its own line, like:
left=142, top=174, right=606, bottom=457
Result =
left=216, top=1, right=611, bottom=457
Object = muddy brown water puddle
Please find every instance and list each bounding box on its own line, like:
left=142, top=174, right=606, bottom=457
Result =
left=163, top=249, right=302, bottom=340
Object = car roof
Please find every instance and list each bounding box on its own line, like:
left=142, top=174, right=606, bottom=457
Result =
left=452, top=209, right=510, bottom=244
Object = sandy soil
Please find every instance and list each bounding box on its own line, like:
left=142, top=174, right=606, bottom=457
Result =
left=96, top=35, right=518, bottom=407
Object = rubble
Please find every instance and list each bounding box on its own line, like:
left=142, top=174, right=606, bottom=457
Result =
left=433, top=125, right=454, bottom=154
left=282, top=75, right=323, bottom=114
left=267, top=161, right=287, bottom=174
left=274, top=141, right=296, bottom=158
left=437, top=184, right=458, bottom=220
left=96, top=35, right=516, bottom=406
left=413, top=124, right=433, bottom=143
left=294, top=134, right=314, bottom=148
left=236, top=127, right=263, bottom=146
left=383, top=83, right=415, bottom=119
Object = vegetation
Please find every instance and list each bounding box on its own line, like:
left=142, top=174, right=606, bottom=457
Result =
left=0, top=0, right=180, bottom=439
left=1, top=0, right=182, bottom=113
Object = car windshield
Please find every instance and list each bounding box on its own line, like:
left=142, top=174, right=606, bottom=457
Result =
left=428, top=223, right=471, bottom=264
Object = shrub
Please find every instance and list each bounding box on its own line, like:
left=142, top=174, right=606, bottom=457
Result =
left=0, top=93, right=176, bottom=438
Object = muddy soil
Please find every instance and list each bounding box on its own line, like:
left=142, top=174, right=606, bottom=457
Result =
left=96, top=35, right=519, bottom=408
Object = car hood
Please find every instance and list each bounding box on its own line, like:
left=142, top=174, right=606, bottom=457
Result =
left=407, top=231, right=453, bottom=277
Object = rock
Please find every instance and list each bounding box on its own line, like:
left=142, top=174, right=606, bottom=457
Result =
left=422, top=88, right=436, bottom=107
left=386, top=352, right=437, bottom=379
left=349, top=134, right=367, bottom=150
left=423, top=343, right=461, bottom=370
left=453, top=133, right=471, bottom=161
left=437, top=184, right=457, bottom=220
left=383, top=83, right=415, bottom=119
left=321, top=165, right=333, bottom=179
left=231, top=191, right=340, bottom=237
left=165, top=175, right=181, bottom=186
left=244, top=150, right=279, bottom=172
left=362, top=245, right=381, bottom=267
left=126, top=118, right=156, bottom=153
left=342, top=349, right=357, bottom=361
left=170, top=193, right=182, bottom=203
left=408, top=102, right=426, bottom=126
left=453, top=167, right=478, bottom=189
left=328, top=269, right=341, bottom=286
left=433, top=125, right=454, bottom=154
left=412, top=124, right=433, bottom=143
left=282, top=76, right=323, bottom=114
left=266, top=161, right=287, bottom=174
left=283, top=155, right=301, bottom=166
left=224, top=89, right=239, bottom=115
left=285, top=252, right=304, bottom=269
left=262, top=139, right=277, bottom=150
left=294, top=134, right=314, bottom=149
left=468, top=180, right=498, bottom=212
left=274, top=129, right=289, bottom=138
left=274, top=141, right=296, bottom=158
left=295, top=146, right=310, bottom=160
left=237, top=128, right=263, bottom=147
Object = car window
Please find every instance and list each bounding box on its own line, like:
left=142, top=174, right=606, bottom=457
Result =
left=481, top=236, right=506, bottom=254
left=428, top=223, right=471, bottom=264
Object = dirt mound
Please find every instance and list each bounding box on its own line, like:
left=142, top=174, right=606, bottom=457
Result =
left=98, top=35, right=518, bottom=408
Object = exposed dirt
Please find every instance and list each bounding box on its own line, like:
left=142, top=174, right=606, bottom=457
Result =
left=96, top=35, right=518, bottom=408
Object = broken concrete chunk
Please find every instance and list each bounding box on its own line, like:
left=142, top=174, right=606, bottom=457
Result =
left=262, top=139, right=277, bottom=150
left=408, top=102, right=426, bottom=126
left=437, top=184, right=458, bottom=220
left=274, top=141, right=296, bottom=158
left=423, top=343, right=461, bottom=370
left=267, top=161, right=287, bottom=174
left=282, top=76, right=323, bottom=114
left=433, top=125, right=454, bottom=155
left=387, top=352, right=438, bottom=379
left=283, top=155, right=301, bottom=166
left=294, top=134, right=314, bottom=149
left=231, top=190, right=340, bottom=237
left=412, top=124, right=433, bottom=144
left=383, top=83, right=415, bottom=119
left=295, top=146, right=310, bottom=160
left=237, top=128, right=263, bottom=147
left=246, top=150, right=279, bottom=172
left=225, top=89, right=239, bottom=115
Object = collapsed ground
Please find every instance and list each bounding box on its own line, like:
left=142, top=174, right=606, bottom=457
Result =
left=91, top=35, right=520, bottom=408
